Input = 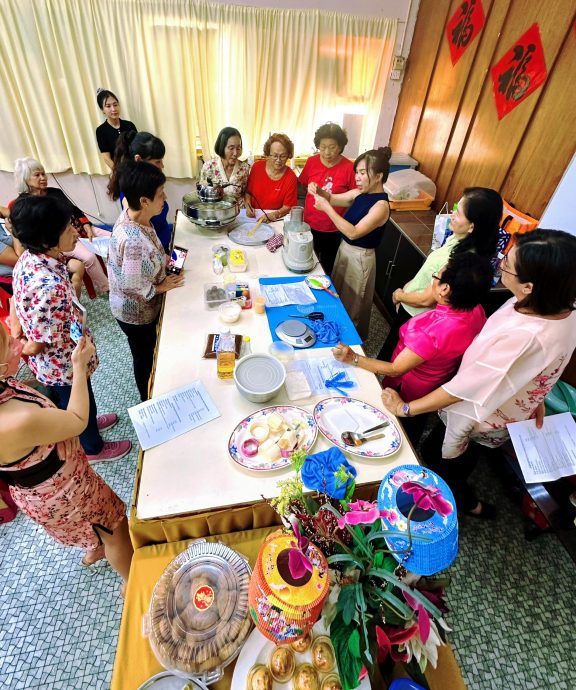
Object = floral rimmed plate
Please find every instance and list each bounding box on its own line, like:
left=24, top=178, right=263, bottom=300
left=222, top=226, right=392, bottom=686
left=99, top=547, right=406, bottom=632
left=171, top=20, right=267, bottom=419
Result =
left=228, top=405, right=317, bottom=471
left=313, top=397, right=401, bottom=458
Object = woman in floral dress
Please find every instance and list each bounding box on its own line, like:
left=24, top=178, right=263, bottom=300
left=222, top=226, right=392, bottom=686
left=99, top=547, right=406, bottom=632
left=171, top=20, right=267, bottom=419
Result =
left=381, top=229, right=576, bottom=518
left=199, top=127, right=250, bottom=205
left=0, top=328, right=133, bottom=589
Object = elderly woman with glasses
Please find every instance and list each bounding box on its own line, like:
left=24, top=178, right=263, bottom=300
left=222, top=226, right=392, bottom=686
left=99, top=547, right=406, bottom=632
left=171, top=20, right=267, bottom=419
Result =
left=245, top=133, right=298, bottom=222
left=381, top=229, right=576, bottom=519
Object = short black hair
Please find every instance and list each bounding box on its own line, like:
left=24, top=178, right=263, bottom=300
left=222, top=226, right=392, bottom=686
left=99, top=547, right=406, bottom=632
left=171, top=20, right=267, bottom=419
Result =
left=97, top=89, right=119, bottom=110
left=214, top=127, right=242, bottom=158
left=10, top=194, right=73, bottom=254
left=313, top=123, right=348, bottom=152
left=439, top=251, right=493, bottom=311
left=514, top=229, right=576, bottom=315
left=118, top=160, right=166, bottom=210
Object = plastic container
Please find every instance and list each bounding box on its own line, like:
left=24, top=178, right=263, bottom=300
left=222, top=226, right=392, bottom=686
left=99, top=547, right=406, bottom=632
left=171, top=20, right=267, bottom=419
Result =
left=268, top=341, right=295, bottom=364
left=384, top=169, right=436, bottom=201
left=218, top=301, right=242, bottom=324
left=389, top=152, right=418, bottom=172
left=204, top=284, right=229, bottom=310
left=229, top=248, right=247, bottom=272
left=144, top=540, right=252, bottom=684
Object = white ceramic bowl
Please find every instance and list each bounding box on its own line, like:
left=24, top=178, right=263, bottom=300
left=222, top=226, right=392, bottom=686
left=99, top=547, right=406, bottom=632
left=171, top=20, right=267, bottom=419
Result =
left=234, top=354, right=286, bottom=403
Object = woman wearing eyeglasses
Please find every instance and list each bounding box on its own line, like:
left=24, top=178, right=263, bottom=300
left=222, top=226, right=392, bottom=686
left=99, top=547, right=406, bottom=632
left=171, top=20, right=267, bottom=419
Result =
left=381, top=229, right=576, bottom=519
left=245, top=133, right=298, bottom=222
left=333, top=252, right=492, bottom=445
left=378, top=187, right=502, bottom=362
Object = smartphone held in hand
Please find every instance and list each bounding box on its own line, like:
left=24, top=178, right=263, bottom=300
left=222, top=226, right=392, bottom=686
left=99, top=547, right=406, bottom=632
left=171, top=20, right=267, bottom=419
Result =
left=167, top=245, right=188, bottom=274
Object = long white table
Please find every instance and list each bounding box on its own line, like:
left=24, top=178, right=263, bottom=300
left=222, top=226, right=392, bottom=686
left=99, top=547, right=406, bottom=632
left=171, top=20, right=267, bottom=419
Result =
left=131, top=210, right=419, bottom=543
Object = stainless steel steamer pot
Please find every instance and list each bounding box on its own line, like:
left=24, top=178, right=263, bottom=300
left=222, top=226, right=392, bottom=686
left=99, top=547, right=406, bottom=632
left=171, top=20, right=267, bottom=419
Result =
left=181, top=193, right=239, bottom=228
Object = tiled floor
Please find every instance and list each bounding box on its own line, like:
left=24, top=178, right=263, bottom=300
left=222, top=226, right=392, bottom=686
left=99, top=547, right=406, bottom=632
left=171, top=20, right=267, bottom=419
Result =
left=1, top=295, right=575, bottom=688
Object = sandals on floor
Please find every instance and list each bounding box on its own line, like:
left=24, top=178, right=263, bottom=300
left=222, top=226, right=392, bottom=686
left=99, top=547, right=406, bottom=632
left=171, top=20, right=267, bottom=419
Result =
left=463, top=501, right=497, bottom=520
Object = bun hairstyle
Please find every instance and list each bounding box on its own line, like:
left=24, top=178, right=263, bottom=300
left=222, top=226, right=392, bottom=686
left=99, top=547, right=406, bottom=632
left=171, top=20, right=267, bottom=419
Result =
left=108, top=131, right=166, bottom=200
left=354, top=146, right=392, bottom=183
left=96, top=88, right=119, bottom=110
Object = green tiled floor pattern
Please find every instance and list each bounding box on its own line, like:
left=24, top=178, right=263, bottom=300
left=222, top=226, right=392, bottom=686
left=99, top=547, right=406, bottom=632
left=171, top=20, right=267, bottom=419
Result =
left=0, top=294, right=575, bottom=688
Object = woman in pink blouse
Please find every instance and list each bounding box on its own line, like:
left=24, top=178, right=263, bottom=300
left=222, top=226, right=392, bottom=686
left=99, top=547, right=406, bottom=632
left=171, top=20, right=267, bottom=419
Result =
left=108, top=161, right=184, bottom=400
left=333, top=252, right=493, bottom=445
left=381, top=230, right=576, bottom=519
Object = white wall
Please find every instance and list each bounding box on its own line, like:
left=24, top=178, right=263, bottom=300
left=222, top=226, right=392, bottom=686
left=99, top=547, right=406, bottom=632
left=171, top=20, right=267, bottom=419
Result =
left=0, top=0, right=418, bottom=225
left=538, top=154, right=576, bottom=236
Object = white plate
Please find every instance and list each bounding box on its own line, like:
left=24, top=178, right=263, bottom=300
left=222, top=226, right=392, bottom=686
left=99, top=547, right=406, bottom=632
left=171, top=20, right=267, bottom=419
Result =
left=313, top=397, right=402, bottom=458
left=228, top=405, right=317, bottom=471
left=305, top=275, right=331, bottom=290
left=231, top=619, right=371, bottom=690
left=229, top=221, right=275, bottom=246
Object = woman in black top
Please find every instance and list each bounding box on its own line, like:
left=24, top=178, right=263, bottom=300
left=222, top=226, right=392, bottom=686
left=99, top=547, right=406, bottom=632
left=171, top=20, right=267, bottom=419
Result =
left=95, top=89, right=137, bottom=170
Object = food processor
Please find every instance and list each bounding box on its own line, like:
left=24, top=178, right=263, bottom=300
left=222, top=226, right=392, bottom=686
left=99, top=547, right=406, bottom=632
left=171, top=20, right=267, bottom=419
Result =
left=281, top=206, right=315, bottom=273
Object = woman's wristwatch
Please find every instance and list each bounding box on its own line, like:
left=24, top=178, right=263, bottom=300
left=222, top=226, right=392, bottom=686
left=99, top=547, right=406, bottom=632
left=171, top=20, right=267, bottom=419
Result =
left=401, top=402, right=411, bottom=417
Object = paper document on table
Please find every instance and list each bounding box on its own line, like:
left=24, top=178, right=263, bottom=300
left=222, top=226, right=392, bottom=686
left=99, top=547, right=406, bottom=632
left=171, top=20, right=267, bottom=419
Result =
left=288, top=358, right=358, bottom=396
left=507, top=412, right=576, bottom=483
left=128, top=381, right=220, bottom=450
left=260, top=281, right=317, bottom=307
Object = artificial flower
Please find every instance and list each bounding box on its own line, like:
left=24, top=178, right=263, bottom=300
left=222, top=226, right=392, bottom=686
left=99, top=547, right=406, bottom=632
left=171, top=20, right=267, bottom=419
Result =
left=336, top=500, right=397, bottom=529
left=287, top=516, right=314, bottom=579
left=401, top=481, right=453, bottom=517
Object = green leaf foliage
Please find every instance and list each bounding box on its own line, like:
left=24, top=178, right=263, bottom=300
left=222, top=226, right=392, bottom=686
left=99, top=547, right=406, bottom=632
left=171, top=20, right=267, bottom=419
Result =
left=338, top=585, right=357, bottom=626
left=331, top=612, right=364, bottom=690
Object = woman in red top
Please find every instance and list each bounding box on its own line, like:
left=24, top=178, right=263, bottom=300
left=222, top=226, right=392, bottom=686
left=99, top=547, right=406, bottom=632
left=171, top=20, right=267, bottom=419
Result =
left=245, top=133, right=298, bottom=222
left=299, top=123, right=356, bottom=275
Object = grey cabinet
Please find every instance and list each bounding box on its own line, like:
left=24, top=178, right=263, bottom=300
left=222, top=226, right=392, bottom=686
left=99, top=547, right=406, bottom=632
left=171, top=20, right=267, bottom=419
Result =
left=375, top=220, right=425, bottom=320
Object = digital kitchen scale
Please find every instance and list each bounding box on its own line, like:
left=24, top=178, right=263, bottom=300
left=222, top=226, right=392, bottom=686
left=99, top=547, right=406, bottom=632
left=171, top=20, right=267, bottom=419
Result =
left=275, top=320, right=316, bottom=348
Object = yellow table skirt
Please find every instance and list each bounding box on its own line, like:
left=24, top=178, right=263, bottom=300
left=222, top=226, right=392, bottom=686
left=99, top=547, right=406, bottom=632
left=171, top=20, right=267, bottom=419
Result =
left=111, top=534, right=466, bottom=690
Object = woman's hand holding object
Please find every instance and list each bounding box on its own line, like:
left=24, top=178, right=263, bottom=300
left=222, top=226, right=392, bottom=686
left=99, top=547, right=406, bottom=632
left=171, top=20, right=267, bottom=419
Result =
left=332, top=342, right=354, bottom=364
left=71, top=336, right=95, bottom=371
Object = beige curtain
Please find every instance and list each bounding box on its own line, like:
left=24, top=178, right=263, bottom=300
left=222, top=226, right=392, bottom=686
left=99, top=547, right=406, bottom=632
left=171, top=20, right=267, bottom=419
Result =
left=0, top=0, right=396, bottom=177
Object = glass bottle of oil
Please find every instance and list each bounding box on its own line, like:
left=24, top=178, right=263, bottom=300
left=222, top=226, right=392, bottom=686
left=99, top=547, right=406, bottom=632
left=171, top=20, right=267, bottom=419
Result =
left=216, top=331, right=236, bottom=380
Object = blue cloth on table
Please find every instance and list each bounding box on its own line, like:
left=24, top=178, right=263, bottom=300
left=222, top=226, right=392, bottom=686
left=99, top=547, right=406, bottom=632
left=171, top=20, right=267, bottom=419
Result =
left=301, top=447, right=357, bottom=499
left=259, top=275, right=362, bottom=349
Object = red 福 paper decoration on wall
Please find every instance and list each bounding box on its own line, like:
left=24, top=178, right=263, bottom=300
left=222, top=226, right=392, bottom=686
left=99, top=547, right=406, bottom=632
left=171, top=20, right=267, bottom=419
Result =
left=446, top=0, right=485, bottom=65
left=491, top=23, right=548, bottom=120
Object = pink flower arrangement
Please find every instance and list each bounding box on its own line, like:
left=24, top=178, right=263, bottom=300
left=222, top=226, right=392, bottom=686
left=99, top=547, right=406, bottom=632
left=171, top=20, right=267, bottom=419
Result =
left=401, top=482, right=453, bottom=517
left=336, top=499, right=397, bottom=529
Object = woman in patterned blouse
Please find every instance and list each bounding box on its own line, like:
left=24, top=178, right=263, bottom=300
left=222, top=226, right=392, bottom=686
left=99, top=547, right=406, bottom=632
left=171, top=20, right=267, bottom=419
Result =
left=10, top=195, right=132, bottom=464
left=108, top=161, right=184, bottom=400
left=199, top=127, right=250, bottom=205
